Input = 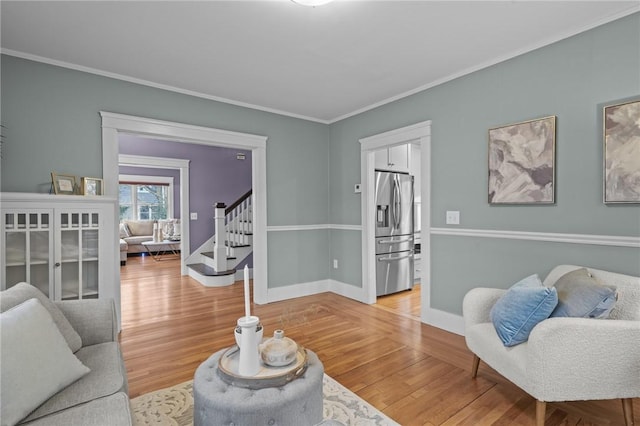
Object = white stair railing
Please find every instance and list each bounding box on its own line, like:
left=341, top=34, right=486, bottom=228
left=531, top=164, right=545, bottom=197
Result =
left=216, top=191, right=252, bottom=259
left=227, top=195, right=252, bottom=248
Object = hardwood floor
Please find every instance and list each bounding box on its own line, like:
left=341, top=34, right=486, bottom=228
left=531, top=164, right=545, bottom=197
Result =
left=120, top=256, right=636, bottom=425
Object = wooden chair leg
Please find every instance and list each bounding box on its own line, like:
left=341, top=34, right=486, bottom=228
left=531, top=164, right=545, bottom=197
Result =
left=471, top=354, right=480, bottom=378
left=622, top=398, right=634, bottom=426
left=536, top=400, right=546, bottom=426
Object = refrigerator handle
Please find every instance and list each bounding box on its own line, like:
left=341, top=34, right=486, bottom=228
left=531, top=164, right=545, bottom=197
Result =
left=390, top=176, right=396, bottom=230
left=378, top=237, right=413, bottom=244
left=378, top=252, right=413, bottom=262
left=393, top=175, right=401, bottom=229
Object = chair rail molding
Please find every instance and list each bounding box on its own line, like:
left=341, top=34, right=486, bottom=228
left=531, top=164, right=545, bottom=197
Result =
left=266, top=224, right=362, bottom=232
left=431, top=227, right=640, bottom=248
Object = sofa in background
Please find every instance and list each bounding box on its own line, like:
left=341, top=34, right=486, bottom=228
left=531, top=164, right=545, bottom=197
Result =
left=1, top=283, right=132, bottom=425
left=119, top=238, right=128, bottom=265
left=119, top=219, right=181, bottom=255
left=463, top=265, right=640, bottom=426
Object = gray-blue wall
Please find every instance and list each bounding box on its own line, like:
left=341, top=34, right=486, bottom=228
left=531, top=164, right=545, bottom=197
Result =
left=328, top=12, right=640, bottom=314
left=1, top=54, right=330, bottom=288
left=1, top=13, right=639, bottom=315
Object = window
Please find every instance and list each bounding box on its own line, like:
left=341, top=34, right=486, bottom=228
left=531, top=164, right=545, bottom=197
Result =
left=119, top=183, right=172, bottom=221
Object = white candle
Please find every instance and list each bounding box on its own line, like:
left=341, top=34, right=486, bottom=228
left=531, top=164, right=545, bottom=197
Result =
left=244, top=265, right=250, bottom=318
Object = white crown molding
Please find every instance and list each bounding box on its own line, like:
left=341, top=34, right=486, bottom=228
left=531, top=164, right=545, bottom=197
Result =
left=431, top=227, right=640, bottom=249
left=327, top=4, right=640, bottom=123
left=5, top=4, right=638, bottom=125
left=2, top=49, right=329, bottom=124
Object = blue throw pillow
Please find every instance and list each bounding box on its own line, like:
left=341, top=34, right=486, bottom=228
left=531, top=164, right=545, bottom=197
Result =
left=490, top=274, right=558, bottom=347
left=550, top=268, right=617, bottom=318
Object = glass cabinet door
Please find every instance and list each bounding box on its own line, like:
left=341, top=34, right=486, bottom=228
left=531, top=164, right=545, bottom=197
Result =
left=57, top=210, right=100, bottom=300
left=81, top=214, right=99, bottom=298
left=2, top=211, right=52, bottom=296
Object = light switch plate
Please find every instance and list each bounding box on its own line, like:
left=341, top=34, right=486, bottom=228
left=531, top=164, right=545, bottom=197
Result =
left=446, top=211, right=460, bottom=225
left=354, top=184, right=362, bottom=193
left=190, top=212, right=198, bottom=220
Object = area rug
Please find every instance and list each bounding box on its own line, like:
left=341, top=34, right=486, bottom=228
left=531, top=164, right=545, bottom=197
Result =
left=131, top=374, right=399, bottom=426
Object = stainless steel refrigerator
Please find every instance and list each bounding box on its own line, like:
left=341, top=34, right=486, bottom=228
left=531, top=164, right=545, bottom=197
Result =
left=374, top=170, right=414, bottom=296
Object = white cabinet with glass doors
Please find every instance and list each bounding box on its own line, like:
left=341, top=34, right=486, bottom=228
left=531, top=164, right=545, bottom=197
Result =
left=1, top=193, right=117, bottom=305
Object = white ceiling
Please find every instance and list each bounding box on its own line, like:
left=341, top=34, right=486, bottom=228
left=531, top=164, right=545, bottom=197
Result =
left=2, top=1, right=639, bottom=123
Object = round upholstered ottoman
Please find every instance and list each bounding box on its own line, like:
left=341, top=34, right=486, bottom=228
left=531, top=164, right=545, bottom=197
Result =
left=194, top=348, right=324, bottom=426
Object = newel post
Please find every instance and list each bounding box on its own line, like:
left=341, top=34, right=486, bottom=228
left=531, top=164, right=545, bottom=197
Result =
left=214, top=202, right=227, bottom=272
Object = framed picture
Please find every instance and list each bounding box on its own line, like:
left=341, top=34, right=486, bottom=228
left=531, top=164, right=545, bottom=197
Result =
left=488, top=116, right=556, bottom=204
left=51, top=172, right=77, bottom=195
left=603, top=99, right=640, bottom=203
left=81, top=177, right=104, bottom=196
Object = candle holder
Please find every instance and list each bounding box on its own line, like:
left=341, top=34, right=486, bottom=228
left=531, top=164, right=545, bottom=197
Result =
left=234, top=315, right=263, bottom=376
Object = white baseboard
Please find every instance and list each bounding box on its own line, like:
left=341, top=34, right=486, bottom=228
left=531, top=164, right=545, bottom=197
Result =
left=264, top=280, right=465, bottom=336
left=422, top=307, right=465, bottom=336
left=327, top=279, right=369, bottom=303
left=265, top=279, right=369, bottom=304
left=265, top=279, right=331, bottom=303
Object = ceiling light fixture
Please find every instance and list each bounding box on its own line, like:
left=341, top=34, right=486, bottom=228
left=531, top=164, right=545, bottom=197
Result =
left=291, top=0, right=334, bottom=6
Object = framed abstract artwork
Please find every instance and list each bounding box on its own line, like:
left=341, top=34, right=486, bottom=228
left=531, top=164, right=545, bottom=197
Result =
left=603, top=99, right=640, bottom=203
left=488, top=116, right=556, bottom=204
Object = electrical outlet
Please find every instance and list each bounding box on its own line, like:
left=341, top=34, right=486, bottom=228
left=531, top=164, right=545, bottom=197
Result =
left=446, top=211, right=460, bottom=225
left=190, top=212, right=198, bottom=220
left=333, top=259, right=338, bottom=269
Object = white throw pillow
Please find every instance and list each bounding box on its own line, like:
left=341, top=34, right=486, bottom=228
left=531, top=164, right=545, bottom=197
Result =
left=0, top=298, right=90, bottom=426
left=119, top=222, right=131, bottom=238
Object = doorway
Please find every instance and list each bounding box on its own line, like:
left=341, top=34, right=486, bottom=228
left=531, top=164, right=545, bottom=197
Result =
left=101, top=112, right=269, bottom=305
left=118, top=153, right=190, bottom=272
left=359, top=120, right=431, bottom=322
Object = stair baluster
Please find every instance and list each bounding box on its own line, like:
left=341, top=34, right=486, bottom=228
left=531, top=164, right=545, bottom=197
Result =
left=213, top=203, right=227, bottom=272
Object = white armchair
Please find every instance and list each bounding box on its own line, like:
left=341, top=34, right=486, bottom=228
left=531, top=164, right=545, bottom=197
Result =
left=463, top=265, right=640, bottom=426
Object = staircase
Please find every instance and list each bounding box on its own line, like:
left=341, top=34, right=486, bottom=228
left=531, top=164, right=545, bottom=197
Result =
left=187, top=191, right=253, bottom=286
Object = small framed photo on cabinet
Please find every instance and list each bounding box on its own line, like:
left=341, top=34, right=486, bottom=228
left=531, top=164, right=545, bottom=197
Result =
left=51, top=172, right=77, bottom=195
left=81, top=177, right=104, bottom=196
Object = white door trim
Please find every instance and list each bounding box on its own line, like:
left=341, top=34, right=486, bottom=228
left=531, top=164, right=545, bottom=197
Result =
left=359, top=121, right=432, bottom=321
left=101, top=111, right=269, bottom=304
